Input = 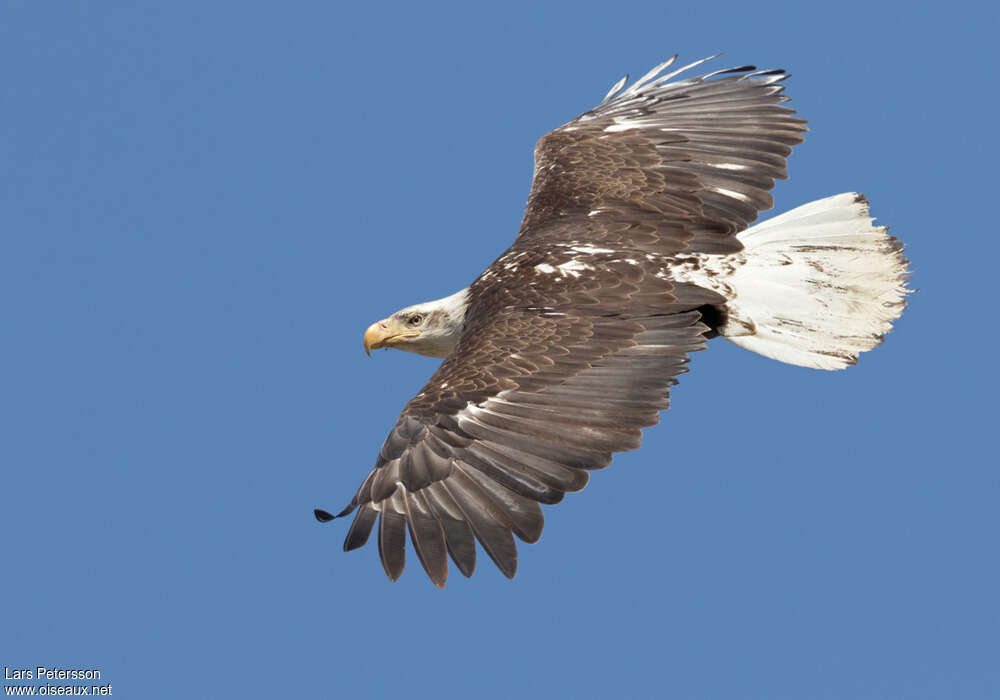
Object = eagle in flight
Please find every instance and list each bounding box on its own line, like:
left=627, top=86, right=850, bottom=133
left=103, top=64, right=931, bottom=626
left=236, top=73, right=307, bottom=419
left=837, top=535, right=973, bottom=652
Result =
left=315, top=54, right=910, bottom=587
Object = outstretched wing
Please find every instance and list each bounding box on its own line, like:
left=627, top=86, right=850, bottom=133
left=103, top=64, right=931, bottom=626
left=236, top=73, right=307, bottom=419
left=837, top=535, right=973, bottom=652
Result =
left=325, top=250, right=723, bottom=587
left=519, top=55, right=807, bottom=255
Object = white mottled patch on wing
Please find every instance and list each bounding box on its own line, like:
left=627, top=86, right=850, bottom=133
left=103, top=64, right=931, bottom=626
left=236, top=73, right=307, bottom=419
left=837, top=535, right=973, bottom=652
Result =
left=603, top=121, right=640, bottom=133
left=556, top=259, right=592, bottom=277
left=713, top=186, right=752, bottom=203
left=571, top=244, right=615, bottom=254
left=535, top=259, right=594, bottom=278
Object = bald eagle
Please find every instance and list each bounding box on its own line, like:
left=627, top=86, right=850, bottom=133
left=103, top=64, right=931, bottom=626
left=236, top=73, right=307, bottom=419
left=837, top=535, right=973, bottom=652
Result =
left=315, top=55, right=910, bottom=587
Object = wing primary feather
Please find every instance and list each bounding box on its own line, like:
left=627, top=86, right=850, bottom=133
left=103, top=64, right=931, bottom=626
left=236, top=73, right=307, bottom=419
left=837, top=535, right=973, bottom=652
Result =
left=377, top=505, right=407, bottom=581
left=633, top=56, right=679, bottom=90
left=443, top=470, right=518, bottom=578
left=456, top=414, right=613, bottom=469
left=702, top=65, right=756, bottom=79
left=746, top=68, right=787, bottom=78
left=403, top=490, right=449, bottom=588
left=460, top=465, right=544, bottom=544
left=600, top=74, right=629, bottom=105
left=458, top=444, right=564, bottom=504
left=333, top=501, right=357, bottom=518
left=344, top=503, right=378, bottom=552
left=425, top=482, right=477, bottom=577
left=476, top=439, right=589, bottom=493
left=652, top=53, right=724, bottom=86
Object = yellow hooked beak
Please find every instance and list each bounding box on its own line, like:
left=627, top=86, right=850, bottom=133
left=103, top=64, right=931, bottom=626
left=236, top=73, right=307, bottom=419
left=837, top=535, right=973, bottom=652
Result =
left=363, top=319, right=420, bottom=356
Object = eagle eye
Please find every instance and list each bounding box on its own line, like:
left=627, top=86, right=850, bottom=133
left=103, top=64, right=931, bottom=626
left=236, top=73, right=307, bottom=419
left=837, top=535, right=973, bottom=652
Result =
left=407, top=314, right=424, bottom=326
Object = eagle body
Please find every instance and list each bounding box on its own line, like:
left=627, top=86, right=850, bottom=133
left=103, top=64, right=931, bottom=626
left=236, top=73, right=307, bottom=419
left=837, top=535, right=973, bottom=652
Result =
left=318, top=55, right=910, bottom=587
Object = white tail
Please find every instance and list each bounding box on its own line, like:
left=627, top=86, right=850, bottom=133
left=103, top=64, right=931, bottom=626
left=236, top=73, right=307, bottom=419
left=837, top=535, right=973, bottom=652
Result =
left=719, top=193, right=910, bottom=370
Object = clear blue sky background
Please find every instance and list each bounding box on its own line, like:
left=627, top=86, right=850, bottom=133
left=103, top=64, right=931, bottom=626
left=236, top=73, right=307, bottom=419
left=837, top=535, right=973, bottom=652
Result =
left=2, top=2, right=997, bottom=698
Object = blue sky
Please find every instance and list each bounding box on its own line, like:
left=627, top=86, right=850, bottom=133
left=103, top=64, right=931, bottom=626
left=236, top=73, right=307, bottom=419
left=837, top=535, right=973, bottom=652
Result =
left=1, top=1, right=997, bottom=698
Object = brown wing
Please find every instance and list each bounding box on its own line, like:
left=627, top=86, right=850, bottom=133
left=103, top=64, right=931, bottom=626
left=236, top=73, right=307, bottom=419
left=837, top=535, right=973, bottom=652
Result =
left=519, top=55, right=807, bottom=255
left=324, top=251, right=723, bottom=587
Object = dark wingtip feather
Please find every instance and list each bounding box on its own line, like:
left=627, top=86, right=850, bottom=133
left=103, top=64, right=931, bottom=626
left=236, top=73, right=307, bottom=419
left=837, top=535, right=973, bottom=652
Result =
left=442, top=517, right=477, bottom=578
left=344, top=504, right=378, bottom=552
left=314, top=508, right=335, bottom=522
left=378, top=510, right=407, bottom=581
left=714, top=64, right=756, bottom=76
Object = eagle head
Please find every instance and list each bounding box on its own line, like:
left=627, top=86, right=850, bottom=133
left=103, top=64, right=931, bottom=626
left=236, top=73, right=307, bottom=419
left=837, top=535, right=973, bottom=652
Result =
left=363, top=289, right=468, bottom=358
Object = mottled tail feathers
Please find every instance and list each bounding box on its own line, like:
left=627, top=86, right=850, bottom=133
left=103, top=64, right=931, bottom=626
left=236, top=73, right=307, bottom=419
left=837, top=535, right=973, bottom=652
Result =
left=721, top=192, right=910, bottom=369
